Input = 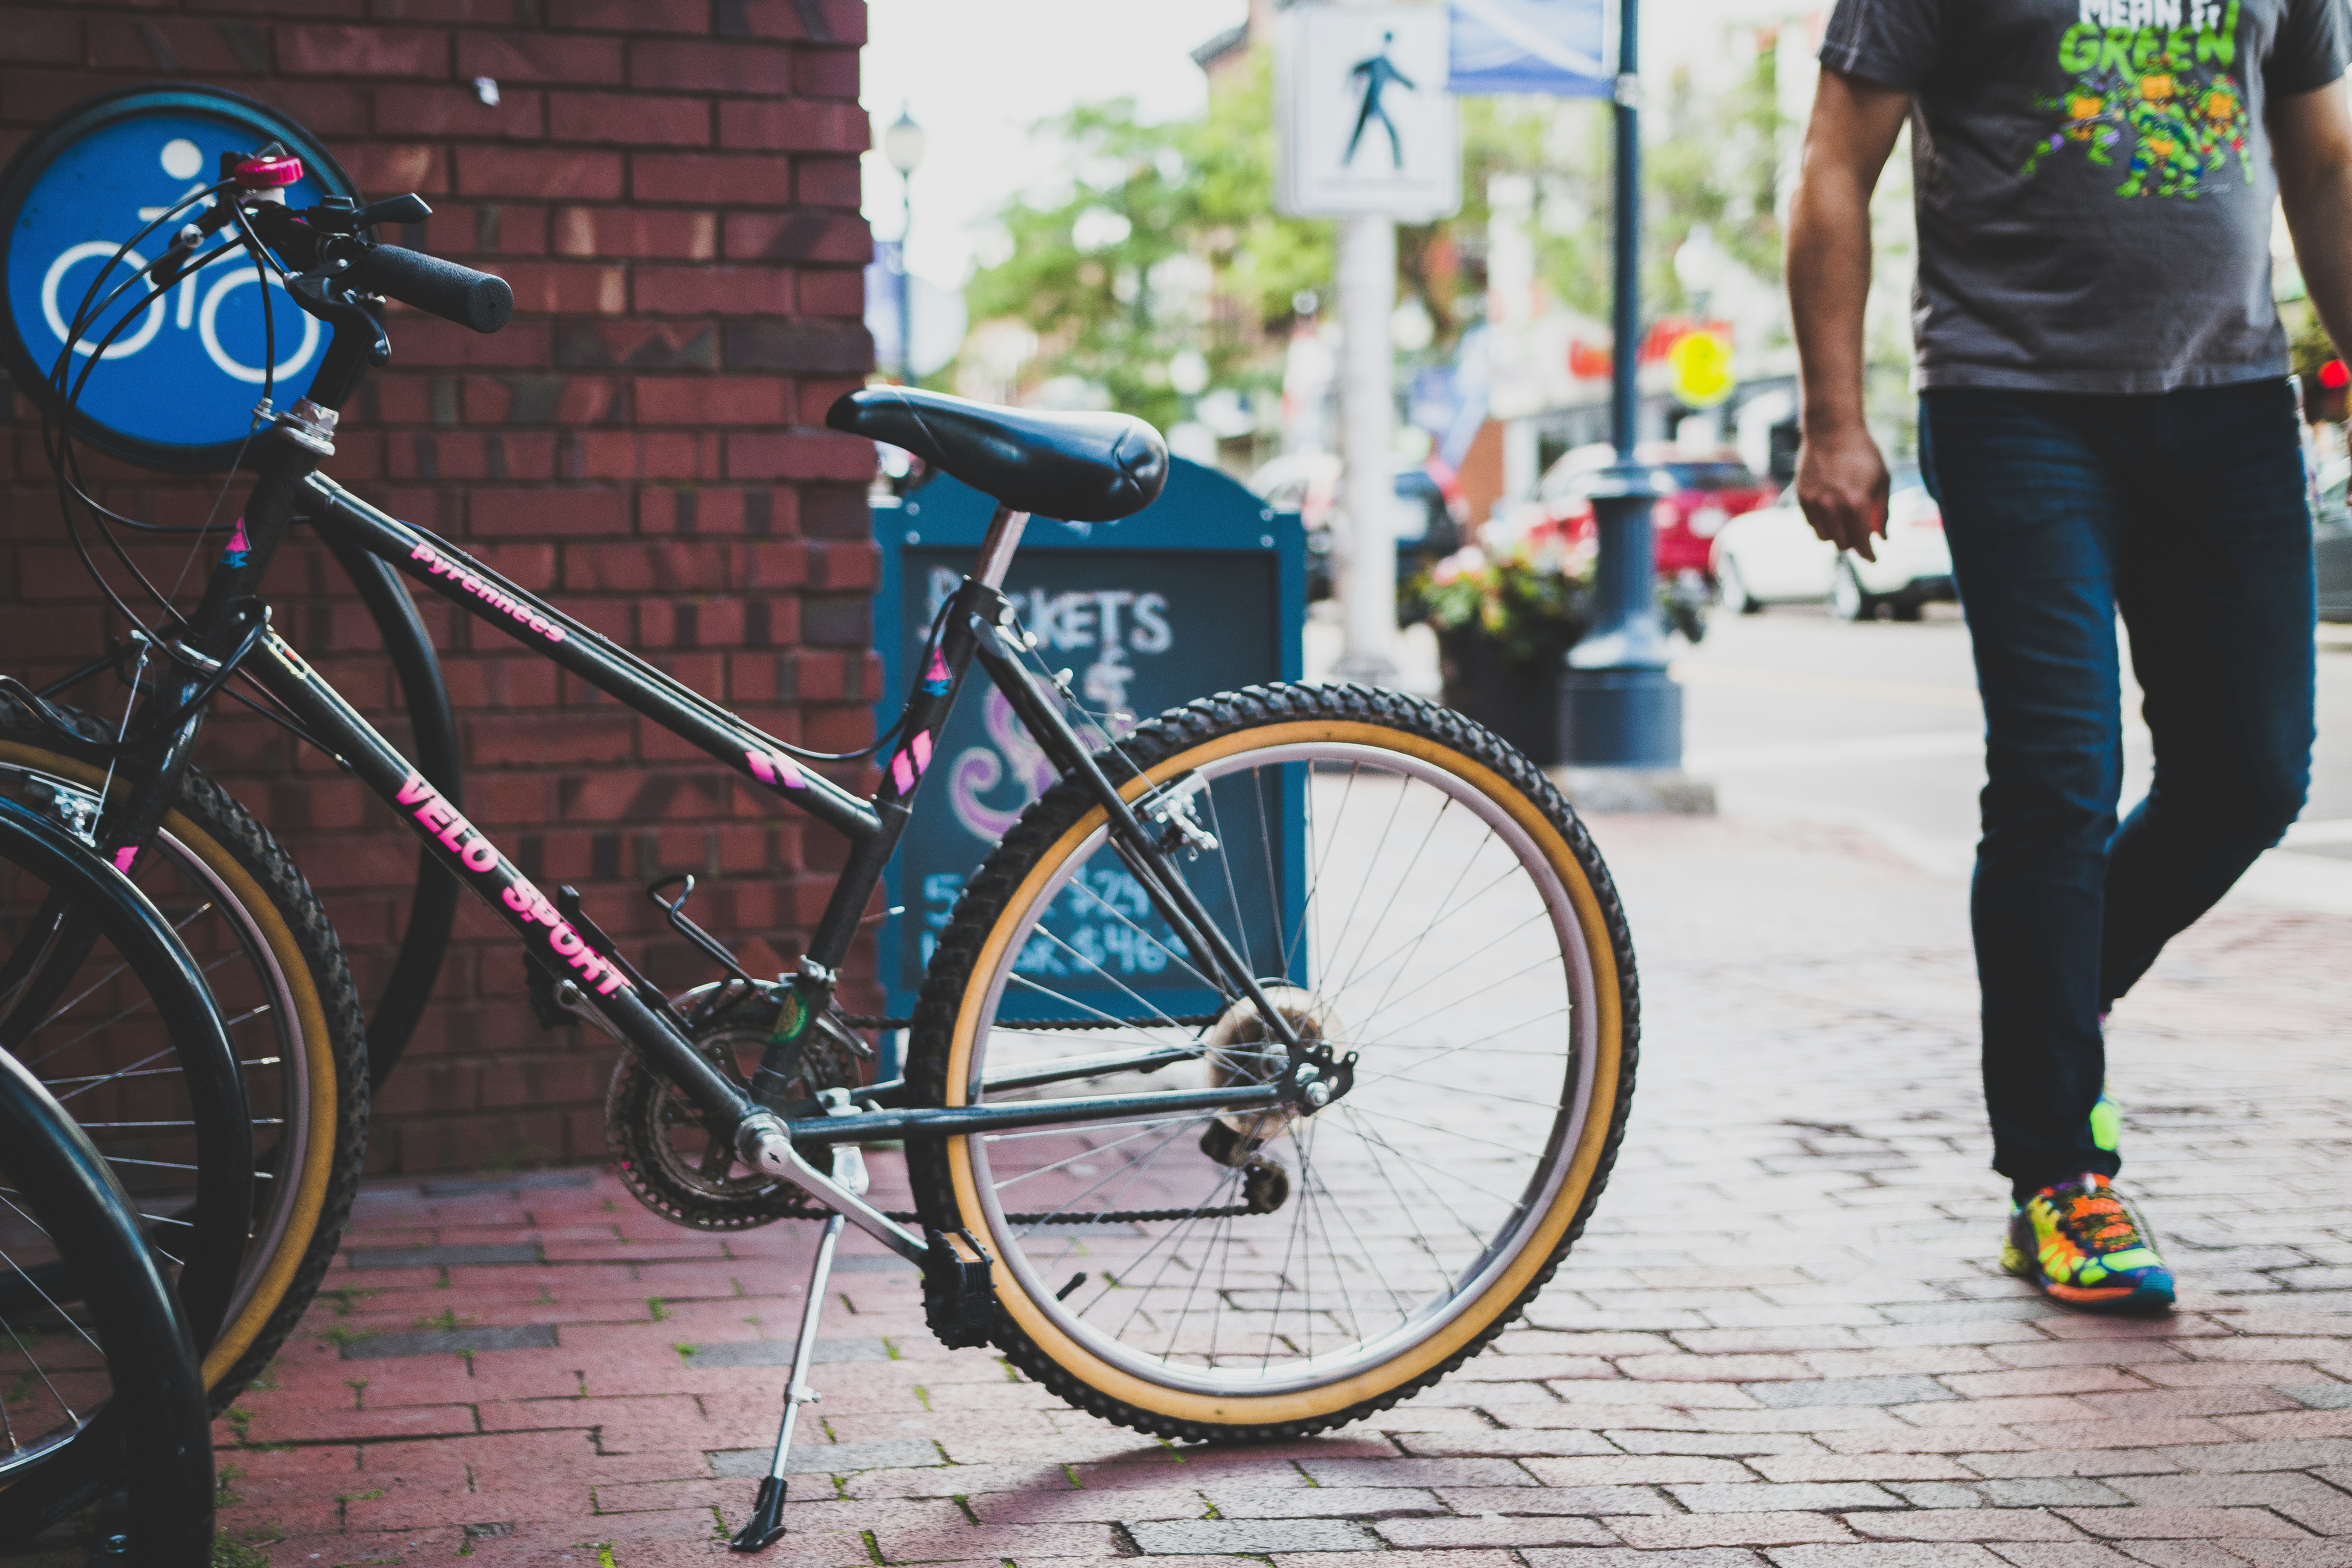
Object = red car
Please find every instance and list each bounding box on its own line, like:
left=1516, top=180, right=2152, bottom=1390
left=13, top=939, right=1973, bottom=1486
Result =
left=1521, top=443, right=1774, bottom=579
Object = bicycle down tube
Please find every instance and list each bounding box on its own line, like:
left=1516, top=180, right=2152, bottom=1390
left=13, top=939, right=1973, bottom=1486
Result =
left=298, top=472, right=1310, bottom=1053
left=164, top=469, right=1306, bottom=1259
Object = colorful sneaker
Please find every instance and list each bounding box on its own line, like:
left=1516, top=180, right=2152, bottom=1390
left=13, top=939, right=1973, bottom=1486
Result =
left=2001, top=1172, right=2174, bottom=1313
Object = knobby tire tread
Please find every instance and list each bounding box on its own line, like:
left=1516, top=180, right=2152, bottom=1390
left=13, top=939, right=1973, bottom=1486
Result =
left=904, top=681, right=1640, bottom=1444
left=0, top=706, right=368, bottom=1413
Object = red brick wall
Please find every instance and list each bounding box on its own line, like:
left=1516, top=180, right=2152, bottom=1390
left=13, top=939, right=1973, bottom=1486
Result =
left=0, top=3, right=880, bottom=1172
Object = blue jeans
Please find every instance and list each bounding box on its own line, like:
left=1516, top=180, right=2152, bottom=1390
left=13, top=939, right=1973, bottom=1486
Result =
left=1917, top=380, right=2315, bottom=1200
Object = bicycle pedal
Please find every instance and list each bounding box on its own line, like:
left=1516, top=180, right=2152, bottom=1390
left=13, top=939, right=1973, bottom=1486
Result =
left=921, top=1227, right=997, bottom=1350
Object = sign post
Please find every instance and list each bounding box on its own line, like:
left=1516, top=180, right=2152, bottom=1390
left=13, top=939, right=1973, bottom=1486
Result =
left=1278, top=4, right=1459, bottom=686
left=1444, top=0, right=1706, bottom=806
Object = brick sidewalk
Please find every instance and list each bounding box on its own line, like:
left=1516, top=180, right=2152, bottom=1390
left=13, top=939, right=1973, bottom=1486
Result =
left=211, top=814, right=2352, bottom=1567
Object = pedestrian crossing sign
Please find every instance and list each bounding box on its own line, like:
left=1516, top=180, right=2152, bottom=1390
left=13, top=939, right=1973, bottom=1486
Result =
left=1277, top=4, right=1461, bottom=220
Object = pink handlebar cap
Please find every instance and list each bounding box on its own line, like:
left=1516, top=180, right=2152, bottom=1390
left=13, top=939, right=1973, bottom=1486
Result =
left=232, top=153, right=304, bottom=190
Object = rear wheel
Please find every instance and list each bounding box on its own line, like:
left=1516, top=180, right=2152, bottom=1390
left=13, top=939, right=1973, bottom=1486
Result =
left=0, top=711, right=367, bottom=1410
left=907, top=684, right=1638, bottom=1441
left=1829, top=557, right=1877, bottom=622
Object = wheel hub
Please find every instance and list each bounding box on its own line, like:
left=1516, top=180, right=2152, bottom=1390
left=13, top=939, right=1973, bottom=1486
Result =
left=1200, top=983, right=1343, bottom=1148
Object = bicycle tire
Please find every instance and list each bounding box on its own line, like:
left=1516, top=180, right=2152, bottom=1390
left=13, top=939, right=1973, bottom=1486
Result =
left=0, top=706, right=367, bottom=1411
left=0, top=818, right=216, bottom=1556
left=906, top=682, right=1639, bottom=1442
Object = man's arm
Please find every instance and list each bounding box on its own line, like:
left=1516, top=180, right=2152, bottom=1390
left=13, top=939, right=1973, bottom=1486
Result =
left=2273, top=80, right=2352, bottom=371
left=1786, top=67, right=1913, bottom=561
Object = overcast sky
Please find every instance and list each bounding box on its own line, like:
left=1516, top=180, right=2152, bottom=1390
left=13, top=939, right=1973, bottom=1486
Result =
left=858, top=1, right=1817, bottom=288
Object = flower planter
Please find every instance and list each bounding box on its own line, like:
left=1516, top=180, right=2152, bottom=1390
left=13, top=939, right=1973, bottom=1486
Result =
left=1437, top=625, right=1576, bottom=767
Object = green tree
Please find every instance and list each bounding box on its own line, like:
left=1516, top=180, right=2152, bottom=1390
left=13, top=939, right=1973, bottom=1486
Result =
left=966, top=29, right=1795, bottom=425
left=965, top=51, right=1329, bottom=431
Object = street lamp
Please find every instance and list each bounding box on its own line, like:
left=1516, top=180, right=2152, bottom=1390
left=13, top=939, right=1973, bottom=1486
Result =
left=883, top=104, right=925, bottom=384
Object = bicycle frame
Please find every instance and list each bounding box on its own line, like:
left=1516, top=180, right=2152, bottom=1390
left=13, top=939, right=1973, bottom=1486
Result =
left=107, top=432, right=1309, bottom=1263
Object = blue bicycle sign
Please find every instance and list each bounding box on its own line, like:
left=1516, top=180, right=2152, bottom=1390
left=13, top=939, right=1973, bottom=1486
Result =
left=0, top=85, right=357, bottom=472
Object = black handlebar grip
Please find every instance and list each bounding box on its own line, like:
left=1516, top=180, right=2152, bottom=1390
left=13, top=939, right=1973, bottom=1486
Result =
left=346, top=244, right=514, bottom=334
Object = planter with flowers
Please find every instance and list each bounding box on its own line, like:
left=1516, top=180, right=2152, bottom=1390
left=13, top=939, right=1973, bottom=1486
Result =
left=1416, top=527, right=1594, bottom=766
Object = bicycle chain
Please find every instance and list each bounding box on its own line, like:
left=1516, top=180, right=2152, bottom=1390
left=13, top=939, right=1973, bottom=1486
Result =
left=845, top=1015, right=1219, bottom=1033
left=874, top=1203, right=1253, bottom=1225
left=873, top=1147, right=1289, bottom=1227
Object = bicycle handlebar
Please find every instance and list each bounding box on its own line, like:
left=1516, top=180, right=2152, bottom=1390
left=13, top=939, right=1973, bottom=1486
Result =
left=343, top=244, right=513, bottom=335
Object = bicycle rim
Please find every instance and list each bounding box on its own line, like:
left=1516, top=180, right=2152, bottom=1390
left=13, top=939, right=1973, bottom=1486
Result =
left=930, top=712, right=1624, bottom=1424
left=0, top=753, right=323, bottom=1388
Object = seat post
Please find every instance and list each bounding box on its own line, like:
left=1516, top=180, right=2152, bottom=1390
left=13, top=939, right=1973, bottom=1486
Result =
left=974, top=508, right=1030, bottom=590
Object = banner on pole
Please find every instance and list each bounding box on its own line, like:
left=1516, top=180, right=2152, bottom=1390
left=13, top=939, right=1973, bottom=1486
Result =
left=1446, top=0, right=1611, bottom=98
left=1277, top=4, right=1460, bottom=220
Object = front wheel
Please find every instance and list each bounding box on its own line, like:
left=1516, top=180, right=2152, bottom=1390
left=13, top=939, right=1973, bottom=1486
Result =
left=906, top=684, right=1638, bottom=1442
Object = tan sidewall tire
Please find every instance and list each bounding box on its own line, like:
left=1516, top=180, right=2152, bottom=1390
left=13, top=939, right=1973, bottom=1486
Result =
left=914, top=689, right=1636, bottom=1438
left=0, top=739, right=361, bottom=1402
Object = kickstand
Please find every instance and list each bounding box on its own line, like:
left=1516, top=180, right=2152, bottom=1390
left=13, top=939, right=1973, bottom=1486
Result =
left=729, top=1133, right=867, bottom=1552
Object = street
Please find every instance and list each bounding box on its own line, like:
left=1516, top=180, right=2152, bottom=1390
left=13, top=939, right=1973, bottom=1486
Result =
left=1677, top=607, right=2352, bottom=915
left=1309, top=603, right=2352, bottom=916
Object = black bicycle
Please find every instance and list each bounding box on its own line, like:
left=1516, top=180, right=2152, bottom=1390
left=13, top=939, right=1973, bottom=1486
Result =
left=0, top=796, right=220, bottom=1560
left=6, top=149, right=1638, bottom=1548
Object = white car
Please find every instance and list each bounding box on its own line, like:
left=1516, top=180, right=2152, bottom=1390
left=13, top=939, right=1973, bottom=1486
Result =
left=1711, top=470, right=1956, bottom=621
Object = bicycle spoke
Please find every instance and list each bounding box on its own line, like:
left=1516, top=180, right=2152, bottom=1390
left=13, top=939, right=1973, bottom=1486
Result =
left=950, top=726, right=1616, bottom=1413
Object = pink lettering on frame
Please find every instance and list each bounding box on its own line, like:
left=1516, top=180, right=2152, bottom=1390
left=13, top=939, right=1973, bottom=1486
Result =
left=744, top=747, right=806, bottom=790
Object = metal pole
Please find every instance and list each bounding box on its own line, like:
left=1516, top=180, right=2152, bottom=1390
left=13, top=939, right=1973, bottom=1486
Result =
left=1334, top=211, right=1398, bottom=685
left=1559, top=0, right=1686, bottom=775
left=898, top=184, right=916, bottom=386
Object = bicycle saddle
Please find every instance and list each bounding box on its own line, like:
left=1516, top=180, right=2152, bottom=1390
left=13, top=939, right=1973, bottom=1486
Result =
left=826, top=386, right=1168, bottom=523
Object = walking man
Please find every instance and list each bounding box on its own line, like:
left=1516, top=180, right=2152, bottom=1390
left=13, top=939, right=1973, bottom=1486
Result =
left=1787, top=0, right=2348, bottom=1311
left=1345, top=31, right=1415, bottom=169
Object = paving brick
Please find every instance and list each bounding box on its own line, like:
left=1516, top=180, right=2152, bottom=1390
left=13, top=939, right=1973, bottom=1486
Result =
left=1668, top=1482, right=1906, bottom=1513
left=2055, top=1507, right=2317, bottom=1539
left=1524, top=1456, right=1761, bottom=1486
left=1607, top=1511, right=1860, bottom=1549
left=1847, top=1511, right=2094, bottom=1541
left=1377, top=1516, right=1620, bottom=1548
left=1204, top=1487, right=1443, bottom=1519
left=1746, top=1375, right=1960, bottom=1408
left=341, top=1322, right=558, bottom=1359
left=1764, top=1549, right=2009, bottom=1567
left=1299, top=1458, right=1537, bottom=1488
left=1751, top=1454, right=1978, bottom=1482
left=1132, top=1519, right=1381, bottom=1553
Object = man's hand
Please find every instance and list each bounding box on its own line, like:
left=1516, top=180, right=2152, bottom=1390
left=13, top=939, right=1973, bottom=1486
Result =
left=1797, top=422, right=1890, bottom=562
left=1786, top=67, right=1910, bottom=567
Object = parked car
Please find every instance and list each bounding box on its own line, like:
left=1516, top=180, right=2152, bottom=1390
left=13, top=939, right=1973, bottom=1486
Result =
left=2310, top=456, right=2352, bottom=622
left=1507, top=443, right=1773, bottom=639
left=1248, top=453, right=1463, bottom=611
left=1711, top=467, right=1956, bottom=620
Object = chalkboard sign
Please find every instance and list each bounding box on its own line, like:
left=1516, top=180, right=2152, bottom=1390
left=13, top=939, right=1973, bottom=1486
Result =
left=0, top=85, right=359, bottom=472
left=873, top=458, right=1306, bottom=1025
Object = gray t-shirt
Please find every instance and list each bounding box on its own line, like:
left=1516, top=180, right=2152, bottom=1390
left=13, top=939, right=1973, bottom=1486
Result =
left=1822, top=0, right=2349, bottom=393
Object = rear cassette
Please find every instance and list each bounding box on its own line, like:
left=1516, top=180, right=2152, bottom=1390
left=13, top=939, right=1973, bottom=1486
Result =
left=607, top=983, right=861, bottom=1230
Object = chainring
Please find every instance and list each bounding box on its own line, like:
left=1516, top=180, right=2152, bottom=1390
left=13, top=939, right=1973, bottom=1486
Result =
left=607, top=986, right=861, bottom=1230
